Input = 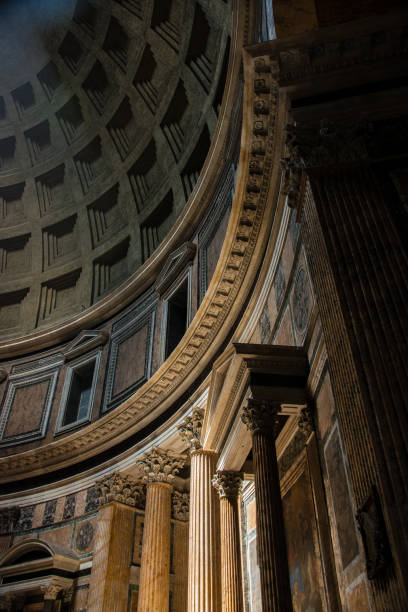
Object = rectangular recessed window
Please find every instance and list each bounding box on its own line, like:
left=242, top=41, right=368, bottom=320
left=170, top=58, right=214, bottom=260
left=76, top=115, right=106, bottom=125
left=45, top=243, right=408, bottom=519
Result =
left=162, top=270, right=192, bottom=361
left=57, top=353, right=100, bottom=432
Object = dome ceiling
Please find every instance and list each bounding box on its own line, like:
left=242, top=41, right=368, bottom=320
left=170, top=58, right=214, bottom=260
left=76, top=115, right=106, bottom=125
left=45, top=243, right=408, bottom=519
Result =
left=0, top=0, right=231, bottom=340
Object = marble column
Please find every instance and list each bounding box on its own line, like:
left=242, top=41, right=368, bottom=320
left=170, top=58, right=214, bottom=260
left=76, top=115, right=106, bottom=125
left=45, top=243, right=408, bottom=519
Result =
left=178, top=409, right=221, bottom=612
left=212, top=471, right=244, bottom=612
left=241, top=398, right=292, bottom=612
left=136, top=447, right=185, bottom=612
left=87, top=472, right=145, bottom=612
left=286, top=118, right=408, bottom=607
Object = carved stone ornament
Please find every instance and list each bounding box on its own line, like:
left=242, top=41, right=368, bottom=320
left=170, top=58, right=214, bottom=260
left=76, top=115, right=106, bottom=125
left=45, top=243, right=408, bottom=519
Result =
left=212, top=471, right=242, bottom=499
left=95, top=472, right=146, bottom=508
left=0, top=507, right=20, bottom=535
left=177, top=408, right=204, bottom=452
left=356, top=485, right=391, bottom=580
left=41, top=585, right=62, bottom=600
left=285, top=119, right=373, bottom=169
left=241, top=398, right=281, bottom=435
left=136, top=446, right=185, bottom=484
left=172, top=490, right=189, bottom=522
left=297, top=405, right=314, bottom=438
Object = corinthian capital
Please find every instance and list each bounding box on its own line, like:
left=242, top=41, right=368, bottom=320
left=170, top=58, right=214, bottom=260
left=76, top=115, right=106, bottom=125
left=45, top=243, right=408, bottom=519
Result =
left=177, top=408, right=204, bottom=452
left=95, top=472, right=146, bottom=509
left=136, top=447, right=185, bottom=484
left=241, top=398, right=280, bottom=435
left=212, top=471, right=242, bottom=499
left=41, top=584, right=62, bottom=600
left=172, top=490, right=189, bottom=521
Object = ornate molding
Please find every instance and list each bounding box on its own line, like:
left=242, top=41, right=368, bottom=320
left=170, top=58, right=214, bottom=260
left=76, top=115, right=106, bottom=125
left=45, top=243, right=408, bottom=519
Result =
left=172, top=490, right=189, bottom=521
left=212, top=471, right=242, bottom=499
left=0, top=36, right=283, bottom=483
left=95, top=472, right=146, bottom=508
left=241, top=398, right=281, bottom=435
left=177, top=408, right=205, bottom=452
left=136, top=447, right=185, bottom=484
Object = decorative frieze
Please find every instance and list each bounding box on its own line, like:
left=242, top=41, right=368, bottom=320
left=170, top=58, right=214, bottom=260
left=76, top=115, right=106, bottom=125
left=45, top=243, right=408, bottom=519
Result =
left=172, top=490, right=189, bottom=521
left=177, top=408, right=205, bottom=452
left=136, top=447, right=185, bottom=484
left=0, top=507, right=20, bottom=535
left=95, top=472, right=146, bottom=508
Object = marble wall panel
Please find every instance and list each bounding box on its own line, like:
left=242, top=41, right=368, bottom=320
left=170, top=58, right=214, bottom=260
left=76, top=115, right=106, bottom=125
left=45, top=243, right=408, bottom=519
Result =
left=41, top=524, right=73, bottom=549
left=113, top=324, right=148, bottom=396
left=316, top=370, right=336, bottom=441
left=325, top=426, right=360, bottom=570
left=282, top=465, right=325, bottom=611
left=0, top=367, right=59, bottom=447
left=273, top=305, right=295, bottom=345
left=346, top=575, right=370, bottom=611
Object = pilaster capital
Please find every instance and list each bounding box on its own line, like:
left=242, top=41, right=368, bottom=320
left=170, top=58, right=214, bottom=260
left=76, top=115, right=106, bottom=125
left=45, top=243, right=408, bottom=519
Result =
left=95, top=471, right=146, bottom=509
left=285, top=119, right=373, bottom=170
left=0, top=506, right=20, bottom=536
left=177, top=408, right=204, bottom=452
left=297, top=405, right=314, bottom=438
left=241, top=398, right=280, bottom=435
left=41, top=584, right=62, bottom=600
left=136, top=446, right=185, bottom=484
left=172, top=490, right=189, bottom=522
left=212, top=471, right=242, bottom=499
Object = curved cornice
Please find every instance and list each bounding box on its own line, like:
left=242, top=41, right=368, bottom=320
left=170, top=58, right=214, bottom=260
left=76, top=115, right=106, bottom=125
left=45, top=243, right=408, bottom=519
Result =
left=0, top=1, right=287, bottom=484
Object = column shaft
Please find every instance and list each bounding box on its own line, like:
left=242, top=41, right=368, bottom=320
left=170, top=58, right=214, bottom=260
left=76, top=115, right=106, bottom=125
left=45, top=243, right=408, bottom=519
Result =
left=252, top=430, right=292, bottom=611
left=138, top=482, right=172, bottom=612
left=172, top=521, right=189, bottom=612
left=188, top=450, right=221, bottom=612
left=87, top=502, right=134, bottom=612
left=303, top=167, right=408, bottom=607
left=220, top=495, right=243, bottom=612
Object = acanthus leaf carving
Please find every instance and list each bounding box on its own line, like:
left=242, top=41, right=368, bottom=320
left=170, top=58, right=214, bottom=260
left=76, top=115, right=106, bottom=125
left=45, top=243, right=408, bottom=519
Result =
left=95, top=471, right=146, bottom=508
left=177, top=408, right=205, bottom=453
left=136, top=446, right=185, bottom=484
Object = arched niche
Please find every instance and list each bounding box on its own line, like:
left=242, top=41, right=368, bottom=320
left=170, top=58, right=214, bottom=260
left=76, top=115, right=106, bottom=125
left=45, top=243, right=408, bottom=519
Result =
left=0, top=539, right=79, bottom=609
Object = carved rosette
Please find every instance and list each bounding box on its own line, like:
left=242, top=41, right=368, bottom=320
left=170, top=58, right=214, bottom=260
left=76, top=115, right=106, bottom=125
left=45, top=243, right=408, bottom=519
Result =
left=136, top=447, right=185, bottom=484
left=241, top=398, right=280, bottom=436
left=95, top=472, right=146, bottom=509
left=212, top=471, right=242, bottom=499
left=0, top=507, right=20, bottom=536
left=177, top=408, right=204, bottom=453
left=297, top=405, right=314, bottom=438
left=172, top=490, right=189, bottom=522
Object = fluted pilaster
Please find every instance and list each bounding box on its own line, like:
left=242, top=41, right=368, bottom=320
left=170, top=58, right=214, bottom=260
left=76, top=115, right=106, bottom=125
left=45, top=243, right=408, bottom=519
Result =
left=87, top=502, right=134, bottom=612
left=188, top=449, right=221, bottom=612
left=138, top=482, right=172, bottom=612
left=242, top=399, right=292, bottom=611
left=212, top=471, right=244, bottom=612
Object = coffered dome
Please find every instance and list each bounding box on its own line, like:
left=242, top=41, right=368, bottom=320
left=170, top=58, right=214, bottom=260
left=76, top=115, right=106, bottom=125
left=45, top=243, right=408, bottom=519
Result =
left=0, top=0, right=232, bottom=340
